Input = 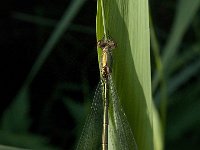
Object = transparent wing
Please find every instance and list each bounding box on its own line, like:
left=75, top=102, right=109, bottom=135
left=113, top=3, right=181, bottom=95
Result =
left=76, top=82, right=103, bottom=150
left=108, top=76, right=138, bottom=150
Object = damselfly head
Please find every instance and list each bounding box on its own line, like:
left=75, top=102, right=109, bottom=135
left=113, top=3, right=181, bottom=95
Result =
left=97, top=39, right=107, bottom=49
left=97, top=36, right=117, bottom=50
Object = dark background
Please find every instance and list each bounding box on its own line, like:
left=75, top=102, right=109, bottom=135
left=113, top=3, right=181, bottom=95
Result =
left=1, top=0, right=200, bottom=149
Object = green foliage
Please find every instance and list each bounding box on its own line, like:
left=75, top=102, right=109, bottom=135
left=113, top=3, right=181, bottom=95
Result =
left=0, top=0, right=88, bottom=149
left=0, top=145, right=27, bottom=150
left=1, top=0, right=200, bottom=149
left=151, top=0, right=200, bottom=149
left=153, top=0, right=200, bottom=91
left=1, top=87, right=30, bottom=132
left=0, top=131, right=57, bottom=150
left=162, top=0, right=200, bottom=68
left=0, top=59, right=57, bottom=150
left=0, top=86, right=57, bottom=149
left=23, top=0, right=88, bottom=86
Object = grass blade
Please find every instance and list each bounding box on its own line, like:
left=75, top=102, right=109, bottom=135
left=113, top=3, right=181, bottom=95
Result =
left=1, top=87, right=30, bottom=132
left=162, top=0, right=200, bottom=68
left=21, top=0, right=87, bottom=87
left=96, top=0, right=162, bottom=149
left=153, top=0, right=200, bottom=90
left=0, top=145, right=28, bottom=150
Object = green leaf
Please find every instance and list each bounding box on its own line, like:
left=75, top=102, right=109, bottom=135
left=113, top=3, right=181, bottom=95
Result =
left=0, top=131, right=57, bottom=150
left=153, top=0, right=200, bottom=90
left=162, top=0, right=200, bottom=68
left=153, top=105, right=164, bottom=150
left=20, top=0, right=87, bottom=87
left=96, top=0, right=162, bottom=149
left=12, top=12, right=94, bottom=34
left=169, top=59, right=200, bottom=96
left=7, top=0, right=88, bottom=134
left=0, top=145, right=27, bottom=150
left=167, top=79, right=200, bottom=141
left=1, top=87, right=30, bottom=133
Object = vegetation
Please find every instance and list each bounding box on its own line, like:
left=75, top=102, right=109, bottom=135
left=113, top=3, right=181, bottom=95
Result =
left=1, top=0, right=200, bottom=149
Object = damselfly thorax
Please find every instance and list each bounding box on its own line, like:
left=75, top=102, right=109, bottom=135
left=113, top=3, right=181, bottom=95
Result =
left=97, top=37, right=117, bottom=80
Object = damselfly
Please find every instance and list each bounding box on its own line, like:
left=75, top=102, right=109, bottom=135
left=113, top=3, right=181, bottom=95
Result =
left=76, top=36, right=138, bottom=150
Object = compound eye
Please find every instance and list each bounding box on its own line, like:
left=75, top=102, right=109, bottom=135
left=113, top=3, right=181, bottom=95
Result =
left=108, top=41, right=116, bottom=49
left=97, top=40, right=102, bottom=47
left=97, top=40, right=102, bottom=48
left=111, top=42, right=116, bottom=49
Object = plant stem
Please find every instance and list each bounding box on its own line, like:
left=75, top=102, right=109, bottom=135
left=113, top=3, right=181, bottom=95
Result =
left=150, top=15, right=167, bottom=134
left=100, top=0, right=107, bottom=40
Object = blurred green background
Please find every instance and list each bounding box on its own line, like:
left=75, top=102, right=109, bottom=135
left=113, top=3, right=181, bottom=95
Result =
left=1, top=0, right=200, bottom=149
